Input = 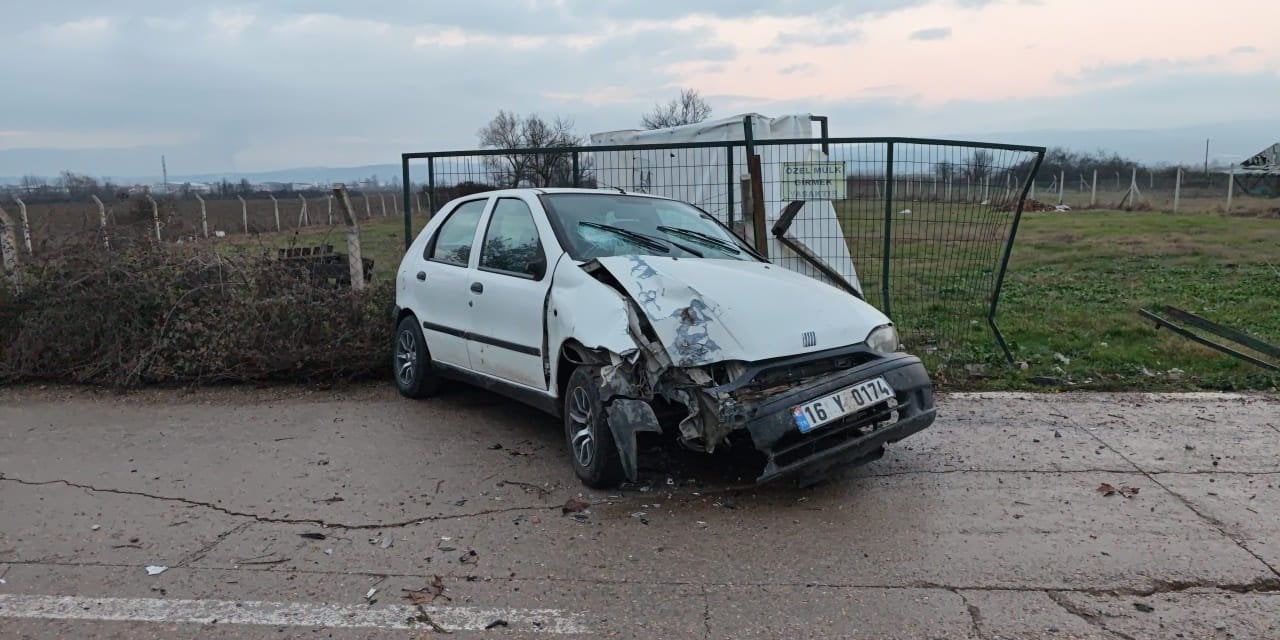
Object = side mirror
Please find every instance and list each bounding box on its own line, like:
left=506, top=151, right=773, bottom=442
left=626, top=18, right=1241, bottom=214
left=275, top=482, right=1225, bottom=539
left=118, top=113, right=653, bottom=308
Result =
left=527, top=256, right=547, bottom=280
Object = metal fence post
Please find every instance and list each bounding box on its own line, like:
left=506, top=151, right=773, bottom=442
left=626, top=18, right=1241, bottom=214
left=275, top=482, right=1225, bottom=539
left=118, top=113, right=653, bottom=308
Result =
left=572, top=151, right=580, bottom=187
left=989, top=150, right=1046, bottom=364
left=725, top=143, right=735, bottom=230
left=881, top=143, right=895, bottom=317
left=427, top=157, right=437, bottom=220
left=401, top=155, right=412, bottom=250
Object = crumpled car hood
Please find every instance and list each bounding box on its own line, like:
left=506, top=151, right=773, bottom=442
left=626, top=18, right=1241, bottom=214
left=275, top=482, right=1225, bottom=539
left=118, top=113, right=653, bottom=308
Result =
left=591, top=255, right=890, bottom=366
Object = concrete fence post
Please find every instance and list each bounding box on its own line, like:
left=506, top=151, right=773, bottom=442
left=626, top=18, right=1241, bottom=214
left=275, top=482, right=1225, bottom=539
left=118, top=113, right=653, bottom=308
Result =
left=298, top=194, right=309, bottom=227
left=379, top=193, right=387, bottom=217
left=1174, top=168, right=1182, bottom=213
left=91, top=195, right=110, bottom=248
left=362, top=193, right=371, bottom=219
left=1058, top=171, right=1065, bottom=205
left=146, top=194, right=161, bottom=241
left=237, top=195, right=248, bottom=234
left=327, top=195, right=334, bottom=225
left=1091, top=170, right=1098, bottom=207
left=332, top=184, right=365, bottom=292
left=1226, top=168, right=1235, bottom=212
left=0, top=202, right=21, bottom=291
left=14, top=198, right=31, bottom=254
left=195, top=193, right=208, bottom=238
left=269, top=194, right=281, bottom=232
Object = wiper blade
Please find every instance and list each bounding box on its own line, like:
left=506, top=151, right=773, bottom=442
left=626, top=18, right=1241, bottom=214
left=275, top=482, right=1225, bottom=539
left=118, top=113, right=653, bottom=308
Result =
left=578, top=221, right=670, bottom=253
left=656, top=226, right=742, bottom=255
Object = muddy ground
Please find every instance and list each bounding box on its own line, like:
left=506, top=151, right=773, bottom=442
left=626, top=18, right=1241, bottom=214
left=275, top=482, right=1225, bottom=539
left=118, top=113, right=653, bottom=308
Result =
left=0, top=384, right=1277, bottom=638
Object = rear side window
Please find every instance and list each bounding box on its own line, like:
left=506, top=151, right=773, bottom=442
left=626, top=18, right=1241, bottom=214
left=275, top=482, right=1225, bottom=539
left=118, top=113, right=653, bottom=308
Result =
left=427, top=199, right=486, bottom=266
left=479, top=198, right=543, bottom=278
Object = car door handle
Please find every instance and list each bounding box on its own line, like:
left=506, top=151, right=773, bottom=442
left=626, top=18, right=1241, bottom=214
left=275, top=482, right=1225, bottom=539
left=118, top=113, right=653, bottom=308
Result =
left=470, top=282, right=484, bottom=294
left=416, top=271, right=426, bottom=281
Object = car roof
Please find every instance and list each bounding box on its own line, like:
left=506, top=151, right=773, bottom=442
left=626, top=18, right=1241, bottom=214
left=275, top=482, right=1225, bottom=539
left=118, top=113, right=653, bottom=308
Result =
left=469, top=187, right=673, bottom=200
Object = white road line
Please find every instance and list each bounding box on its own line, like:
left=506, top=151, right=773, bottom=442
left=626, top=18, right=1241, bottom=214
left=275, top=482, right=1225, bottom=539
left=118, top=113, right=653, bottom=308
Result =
left=0, top=593, right=589, bottom=634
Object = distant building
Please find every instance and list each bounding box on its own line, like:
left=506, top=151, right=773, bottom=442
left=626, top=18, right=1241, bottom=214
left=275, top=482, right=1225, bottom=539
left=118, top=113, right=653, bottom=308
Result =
left=1235, top=143, right=1279, bottom=197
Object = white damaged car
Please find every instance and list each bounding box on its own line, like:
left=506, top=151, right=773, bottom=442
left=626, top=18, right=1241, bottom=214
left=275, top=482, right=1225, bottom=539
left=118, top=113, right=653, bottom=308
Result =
left=393, top=188, right=936, bottom=487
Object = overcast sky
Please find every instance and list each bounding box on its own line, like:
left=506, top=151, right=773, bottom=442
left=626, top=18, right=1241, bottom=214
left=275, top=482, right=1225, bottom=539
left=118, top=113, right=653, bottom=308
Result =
left=2, top=0, right=1277, bottom=176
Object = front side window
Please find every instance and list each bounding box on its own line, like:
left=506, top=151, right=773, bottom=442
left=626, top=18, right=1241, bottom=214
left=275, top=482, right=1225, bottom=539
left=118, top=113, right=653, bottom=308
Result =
left=428, top=199, right=486, bottom=266
left=539, top=193, right=757, bottom=262
left=479, top=198, right=544, bottom=278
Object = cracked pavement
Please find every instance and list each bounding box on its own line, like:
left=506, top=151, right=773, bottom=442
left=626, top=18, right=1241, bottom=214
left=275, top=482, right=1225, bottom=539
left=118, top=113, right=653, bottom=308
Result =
left=1, top=384, right=1277, bottom=638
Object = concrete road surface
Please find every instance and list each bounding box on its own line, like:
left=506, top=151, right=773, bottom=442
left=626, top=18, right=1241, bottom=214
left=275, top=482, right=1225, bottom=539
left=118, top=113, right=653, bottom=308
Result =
left=1, top=384, right=1277, bottom=639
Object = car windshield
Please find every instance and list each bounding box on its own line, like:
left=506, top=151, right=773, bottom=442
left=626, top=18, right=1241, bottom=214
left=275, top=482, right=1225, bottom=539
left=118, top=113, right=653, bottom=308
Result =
left=539, top=193, right=757, bottom=262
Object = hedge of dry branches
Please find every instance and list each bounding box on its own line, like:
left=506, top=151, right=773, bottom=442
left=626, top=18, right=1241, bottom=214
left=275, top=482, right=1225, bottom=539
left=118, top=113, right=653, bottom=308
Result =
left=0, top=240, right=392, bottom=386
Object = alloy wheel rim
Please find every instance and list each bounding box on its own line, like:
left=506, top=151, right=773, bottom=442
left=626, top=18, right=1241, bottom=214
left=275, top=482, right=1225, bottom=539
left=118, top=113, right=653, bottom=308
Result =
left=568, top=386, right=595, bottom=467
left=396, top=330, right=417, bottom=386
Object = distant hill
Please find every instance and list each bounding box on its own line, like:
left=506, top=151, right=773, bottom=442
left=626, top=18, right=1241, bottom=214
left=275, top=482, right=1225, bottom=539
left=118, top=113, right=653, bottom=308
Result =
left=3, top=120, right=1275, bottom=185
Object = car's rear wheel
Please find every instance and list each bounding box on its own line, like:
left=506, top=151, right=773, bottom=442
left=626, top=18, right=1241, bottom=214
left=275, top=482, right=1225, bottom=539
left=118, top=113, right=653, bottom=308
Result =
left=564, top=365, right=624, bottom=488
left=394, top=315, right=441, bottom=399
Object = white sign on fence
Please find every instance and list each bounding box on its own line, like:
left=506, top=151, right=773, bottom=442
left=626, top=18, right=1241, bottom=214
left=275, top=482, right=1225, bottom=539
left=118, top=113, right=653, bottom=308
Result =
left=782, top=161, right=847, bottom=200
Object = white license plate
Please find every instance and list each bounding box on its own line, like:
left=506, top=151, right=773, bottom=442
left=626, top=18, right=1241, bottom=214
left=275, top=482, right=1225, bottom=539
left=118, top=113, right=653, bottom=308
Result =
left=792, top=377, right=895, bottom=433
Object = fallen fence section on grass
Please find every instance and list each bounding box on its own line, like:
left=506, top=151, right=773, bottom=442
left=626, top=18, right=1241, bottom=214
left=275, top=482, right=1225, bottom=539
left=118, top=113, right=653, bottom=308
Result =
left=1139, top=305, right=1280, bottom=373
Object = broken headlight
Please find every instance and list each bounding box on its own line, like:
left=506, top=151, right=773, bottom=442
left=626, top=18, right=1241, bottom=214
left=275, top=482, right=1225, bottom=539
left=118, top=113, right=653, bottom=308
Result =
left=865, top=324, right=899, bottom=355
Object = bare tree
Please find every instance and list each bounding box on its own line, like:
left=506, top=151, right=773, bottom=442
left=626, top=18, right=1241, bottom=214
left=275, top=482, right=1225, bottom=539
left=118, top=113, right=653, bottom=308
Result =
left=963, top=150, right=994, bottom=182
left=641, top=88, right=713, bottom=130
left=58, top=171, right=100, bottom=199
left=477, top=110, right=584, bottom=187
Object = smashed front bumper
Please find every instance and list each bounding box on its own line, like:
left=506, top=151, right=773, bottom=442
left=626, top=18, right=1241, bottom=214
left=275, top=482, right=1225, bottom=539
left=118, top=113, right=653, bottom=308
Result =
left=735, top=352, right=936, bottom=484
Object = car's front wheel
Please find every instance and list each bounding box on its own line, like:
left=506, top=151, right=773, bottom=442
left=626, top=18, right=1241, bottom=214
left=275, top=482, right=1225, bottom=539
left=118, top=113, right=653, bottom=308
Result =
left=394, top=315, right=441, bottom=399
left=563, top=365, right=624, bottom=488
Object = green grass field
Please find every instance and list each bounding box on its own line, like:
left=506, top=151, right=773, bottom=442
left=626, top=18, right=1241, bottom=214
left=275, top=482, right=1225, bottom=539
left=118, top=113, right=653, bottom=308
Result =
left=238, top=208, right=1279, bottom=392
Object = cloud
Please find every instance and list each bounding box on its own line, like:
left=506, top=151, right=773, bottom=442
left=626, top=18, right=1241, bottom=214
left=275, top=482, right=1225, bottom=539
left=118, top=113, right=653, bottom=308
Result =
left=908, top=26, right=952, bottom=41
left=2, top=0, right=1279, bottom=175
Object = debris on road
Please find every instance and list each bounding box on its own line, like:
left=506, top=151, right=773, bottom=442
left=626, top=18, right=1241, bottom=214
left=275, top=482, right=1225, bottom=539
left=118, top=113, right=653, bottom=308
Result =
left=500, top=479, right=551, bottom=497
left=1134, top=602, right=1155, bottom=613
left=379, top=535, right=393, bottom=549
left=485, top=619, right=510, bottom=630
left=459, top=550, right=479, bottom=565
left=1097, top=483, right=1140, bottom=498
left=365, top=587, right=377, bottom=600
left=90, top=524, right=101, bottom=531
left=145, top=565, right=167, bottom=576
left=561, top=498, right=590, bottom=515
left=299, top=532, right=327, bottom=540
left=403, top=576, right=448, bottom=605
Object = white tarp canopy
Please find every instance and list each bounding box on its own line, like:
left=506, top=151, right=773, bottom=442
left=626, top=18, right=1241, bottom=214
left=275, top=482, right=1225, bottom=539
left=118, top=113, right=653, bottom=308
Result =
left=1239, top=143, right=1280, bottom=173
left=588, top=113, right=863, bottom=296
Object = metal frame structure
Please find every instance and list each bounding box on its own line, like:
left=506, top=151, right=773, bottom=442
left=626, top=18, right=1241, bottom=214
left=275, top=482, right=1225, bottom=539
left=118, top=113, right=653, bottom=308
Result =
left=401, top=126, right=1045, bottom=364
